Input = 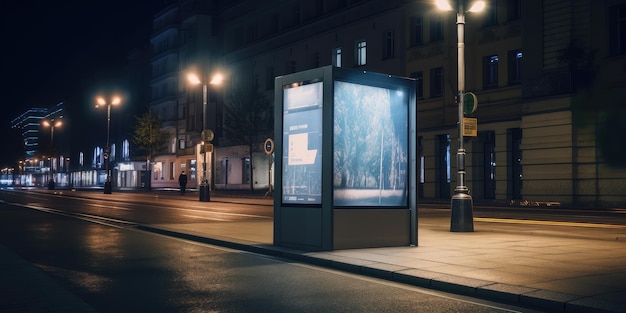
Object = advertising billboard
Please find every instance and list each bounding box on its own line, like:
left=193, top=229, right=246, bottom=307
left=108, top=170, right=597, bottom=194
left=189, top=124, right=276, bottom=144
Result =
left=281, top=81, right=323, bottom=204
left=333, top=80, right=408, bottom=206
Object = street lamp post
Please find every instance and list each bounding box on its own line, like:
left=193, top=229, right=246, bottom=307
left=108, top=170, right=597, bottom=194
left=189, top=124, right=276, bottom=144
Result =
left=96, top=96, right=121, bottom=194
left=42, top=118, right=62, bottom=190
left=436, top=0, right=485, bottom=232
left=188, top=72, right=223, bottom=202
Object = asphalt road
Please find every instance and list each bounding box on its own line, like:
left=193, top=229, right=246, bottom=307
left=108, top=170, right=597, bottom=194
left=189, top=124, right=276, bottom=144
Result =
left=0, top=194, right=538, bottom=312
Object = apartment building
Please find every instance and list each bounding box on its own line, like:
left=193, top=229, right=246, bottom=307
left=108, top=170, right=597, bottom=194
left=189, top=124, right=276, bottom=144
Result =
left=405, top=0, right=626, bottom=206
left=149, top=0, right=626, bottom=207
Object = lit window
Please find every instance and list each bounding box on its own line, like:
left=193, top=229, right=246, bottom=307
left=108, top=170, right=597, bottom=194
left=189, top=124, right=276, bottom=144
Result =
left=334, top=47, right=342, bottom=67
left=122, top=140, right=130, bottom=161
left=356, top=40, right=367, bottom=66
left=483, top=55, right=499, bottom=88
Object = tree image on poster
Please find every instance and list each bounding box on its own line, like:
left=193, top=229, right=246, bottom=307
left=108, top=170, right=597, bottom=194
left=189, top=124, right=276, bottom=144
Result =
left=333, top=81, right=408, bottom=206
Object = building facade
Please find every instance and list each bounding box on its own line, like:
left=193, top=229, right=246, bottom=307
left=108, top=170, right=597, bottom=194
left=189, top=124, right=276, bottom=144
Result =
left=406, top=0, right=626, bottom=207
left=147, top=0, right=626, bottom=207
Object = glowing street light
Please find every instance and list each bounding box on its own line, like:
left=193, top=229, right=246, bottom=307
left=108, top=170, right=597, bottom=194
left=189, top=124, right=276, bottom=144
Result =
left=187, top=72, right=223, bottom=202
left=42, top=118, right=62, bottom=190
left=96, top=96, right=121, bottom=194
left=436, top=0, right=485, bottom=232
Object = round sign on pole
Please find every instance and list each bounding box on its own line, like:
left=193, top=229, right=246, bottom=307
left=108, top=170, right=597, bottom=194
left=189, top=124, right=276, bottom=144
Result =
left=201, top=129, right=214, bottom=142
left=464, top=92, right=478, bottom=115
left=264, top=138, right=274, bottom=155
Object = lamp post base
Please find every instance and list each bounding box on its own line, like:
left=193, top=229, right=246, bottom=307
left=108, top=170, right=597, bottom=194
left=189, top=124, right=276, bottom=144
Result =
left=104, top=181, right=112, bottom=194
left=48, top=180, right=55, bottom=190
left=451, top=193, right=473, bottom=232
left=199, top=183, right=210, bottom=202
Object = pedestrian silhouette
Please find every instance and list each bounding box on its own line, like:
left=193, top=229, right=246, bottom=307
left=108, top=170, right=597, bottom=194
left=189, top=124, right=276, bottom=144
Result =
left=179, top=171, right=188, bottom=195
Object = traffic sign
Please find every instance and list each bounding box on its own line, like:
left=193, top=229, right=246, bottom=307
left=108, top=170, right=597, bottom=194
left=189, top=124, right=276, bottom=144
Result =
left=200, top=143, right=214, bottom=153
left=463, top=118, right=478, bottom=137
left=464, top=92, right=478, bottom=115
left=201, top=129, right=214, bottom=142
left=264, top=138, right=274, bottom=155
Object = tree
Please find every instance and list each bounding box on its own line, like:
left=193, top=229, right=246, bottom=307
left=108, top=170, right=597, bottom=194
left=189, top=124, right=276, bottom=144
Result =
left=223, top=81, right=273, bottom=191
left=132, top=109, right=169, bottom=189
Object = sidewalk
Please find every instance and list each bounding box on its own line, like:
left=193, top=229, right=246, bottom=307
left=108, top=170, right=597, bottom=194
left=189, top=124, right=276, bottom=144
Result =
left=4, top=189, right=626, bottom=312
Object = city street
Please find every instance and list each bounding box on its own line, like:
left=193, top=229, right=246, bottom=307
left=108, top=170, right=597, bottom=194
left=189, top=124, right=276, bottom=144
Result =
left=1, top=189, right=625, bottom=312
left=0, top=189, right=538, bottom=312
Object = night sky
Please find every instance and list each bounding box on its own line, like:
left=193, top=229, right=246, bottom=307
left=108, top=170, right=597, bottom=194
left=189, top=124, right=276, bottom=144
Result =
left=1, top=1, right=167, bottom=167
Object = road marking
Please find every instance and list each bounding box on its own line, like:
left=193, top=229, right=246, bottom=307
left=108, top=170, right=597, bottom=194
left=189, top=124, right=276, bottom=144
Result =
left=182, top=214, right=230, bottom=221
left=170, top=206, right=272, bottom=219
left=90, top=203, right=132, bottom=211
left=4, top=201, right=137, bottom=228
left=476, top=217, right=626, bottom=229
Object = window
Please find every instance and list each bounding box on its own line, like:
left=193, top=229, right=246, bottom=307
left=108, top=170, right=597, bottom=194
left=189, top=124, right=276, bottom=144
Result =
left=436, top=134, right=451, bottom=198
left=356, top=40, right=367, bottom=66
left=179, top=104, right=187, bottom=120
left=190, top=160, right=197, bottom=181
left=410, top=16, right=423, bottom=46
left=430, top=67, right=443, bottom=97
left=265, top=67, right=274, bottom=90
left=186, top=102, right=195, bottom=131
left=269, top=13, right=279, bottom=33
left=609, top=4, right=626, bottom=55
left=123, top=140, right=129, bottom=161
left=483, top=55, right=499, bottom=88
left=334, top=47, right=342, bottom=67
left=294, top=4, right=301, bottom=24
left=429, top=15, right=443, bottom=42
left=242, top=157, right=250, bottom=184
left=247, top=22, right=257, bottom=43
left=507, top=0, right=521, bottom=21
left=483, top=2, right=498, bottom=26
left=287, top=60, right=296, bottom=73
left=383, top=31, right=395, bottom=59
left=178, top=135, right=186, bottom=150
left=410, top=71, right=424, bottom=99
left=508, top=50, right=522, bottom=84
left=316, top=0, right=324, bottom=17
left=94, top=146, right=103, bottom=168
left=170, top=162, right=174, bottom=180
left=154, top=162, right=163, bottom=180
left=418, top=136, right=424, bottom=185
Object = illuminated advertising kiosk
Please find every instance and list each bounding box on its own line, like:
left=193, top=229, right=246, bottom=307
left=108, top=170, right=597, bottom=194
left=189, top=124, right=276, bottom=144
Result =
left=274, top=66, right=417, bottom=251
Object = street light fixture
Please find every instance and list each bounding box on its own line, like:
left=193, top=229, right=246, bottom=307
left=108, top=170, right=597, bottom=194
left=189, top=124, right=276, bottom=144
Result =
left=436, top=0, right=485, bottom=232
left=96, top=96, right=121, bottom=194
left=42, top=118, right=62, bottom=190
left=188, top=72, right=223, bottom=202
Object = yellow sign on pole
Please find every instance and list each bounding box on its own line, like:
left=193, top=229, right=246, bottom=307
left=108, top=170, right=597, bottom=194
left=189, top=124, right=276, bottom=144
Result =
left=463, top=118, right=478, bottom=137
left=200, top=143, right=214, bottom=153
